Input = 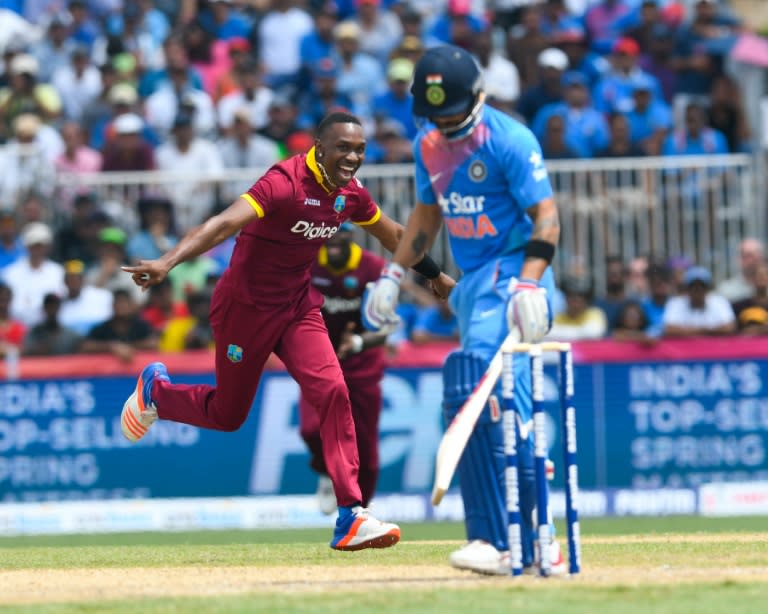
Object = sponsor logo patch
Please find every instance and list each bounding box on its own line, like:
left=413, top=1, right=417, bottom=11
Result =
left=290, top=221, right=340, bottom=240
left=304, top=198, right=321, bottom=206
left=333, top=195, right=346, bottom=213
left=468, top=160, right=487, bottom=182
left=227, top=344, right=243, bottom=363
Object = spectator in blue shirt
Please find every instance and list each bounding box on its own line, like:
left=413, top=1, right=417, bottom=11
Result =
left=300, top=3, right=338, bottom=76
left=624, top=73, right=673, bottom=154
left=593, top=37, right=663, bottom=114
left=427, top=0, right=486, bottom=49
left=332, top=21, right=385, bottom=119
left=198, top=0, right=252, bottom=41
left=371, top=58, right=416, bottom=140
left=641, top=262, right=674, bottom=338
left=583, top=0, right=635, bottom=55
left=662, top=102, right=729, bottom=158
left=533, top=71, right=610, bottom=158
left=517, top=47, right=568, bottom=125
left=541, top=114, right=582, bottom=162
left=68, top=1, right=100, bottom=49
left=0, top=211, right=24, bottom=271
left=297, top=57, right=355, bottom=130
left=411, top=301, right=460, bottom=344
left=553, top=25, right=609, bottom=88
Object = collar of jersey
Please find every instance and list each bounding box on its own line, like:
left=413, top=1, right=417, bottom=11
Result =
left=306, top=146, right=333, bottom=194
left=318, top=242, right=362, bottom=274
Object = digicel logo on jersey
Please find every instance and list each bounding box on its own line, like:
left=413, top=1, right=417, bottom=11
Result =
left=290, top=221, right=340, bottom=240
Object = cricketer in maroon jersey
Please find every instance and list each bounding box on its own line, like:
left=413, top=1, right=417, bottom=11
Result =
left=300, top=225, right=389, bottom=508
left=121, top=113, right=455, bottom=551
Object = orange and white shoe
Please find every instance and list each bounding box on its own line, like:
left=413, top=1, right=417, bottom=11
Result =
left=330, top=506, right=400, bottom=551
left=120, top=362, right=169, bottom=443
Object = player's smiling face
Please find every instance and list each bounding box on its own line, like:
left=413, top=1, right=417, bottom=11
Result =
left=316, top=122, right=366, bottom=187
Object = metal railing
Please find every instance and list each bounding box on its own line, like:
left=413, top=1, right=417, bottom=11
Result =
left=50, top=154, right=761, bottom=294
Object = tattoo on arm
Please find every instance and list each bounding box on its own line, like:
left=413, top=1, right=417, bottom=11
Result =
left=410, top=231, right=427, bottom=256
left=531, top=208, right=560, bottom=241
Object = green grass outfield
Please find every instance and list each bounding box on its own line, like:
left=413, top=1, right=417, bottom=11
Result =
left=1, top=516, right=767, bottom=613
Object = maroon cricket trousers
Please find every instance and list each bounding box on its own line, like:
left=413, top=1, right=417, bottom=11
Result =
left=152, top=280, right=363, bottom=507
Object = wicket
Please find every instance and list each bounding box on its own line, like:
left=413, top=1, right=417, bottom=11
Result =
left=501, top=340, right=581, bottom=577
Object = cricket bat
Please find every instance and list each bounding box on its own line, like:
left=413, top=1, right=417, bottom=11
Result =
left=431, top=330, right=519, bottom=505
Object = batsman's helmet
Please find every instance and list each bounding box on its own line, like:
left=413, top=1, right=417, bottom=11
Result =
left=411, top=45, right=484, bottom=138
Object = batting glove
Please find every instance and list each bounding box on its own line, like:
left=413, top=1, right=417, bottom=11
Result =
left=506, top=278, right=552, bottom=343
left=362, top=263, right=404, bottom=334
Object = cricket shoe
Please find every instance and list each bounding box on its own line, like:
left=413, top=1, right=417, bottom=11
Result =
left=121, top=362, right=170, bottom=443
left=316, top=475, right=337, bottom=516
left=526, top=538, right=567, bottom=576
left=449, top=540, right=511, bottom=576
left=330, top=506, right=400, bottom=551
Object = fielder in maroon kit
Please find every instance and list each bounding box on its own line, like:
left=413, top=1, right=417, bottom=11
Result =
left=121, top=112, right=454, bottom=551
left=301, top=223, right=389, bottom=514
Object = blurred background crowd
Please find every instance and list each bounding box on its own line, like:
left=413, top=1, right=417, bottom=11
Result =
left=0, top=0, right=766, bottom=360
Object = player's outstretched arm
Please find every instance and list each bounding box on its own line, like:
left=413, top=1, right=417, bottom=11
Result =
left=122, top=197, right=258, bottom=290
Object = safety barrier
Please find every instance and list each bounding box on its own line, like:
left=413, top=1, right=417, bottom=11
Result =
left=51, top=153, right=761, bottom=291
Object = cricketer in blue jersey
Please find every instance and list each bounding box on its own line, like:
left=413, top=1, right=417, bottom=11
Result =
left=363, top=45, right=565, bottom=575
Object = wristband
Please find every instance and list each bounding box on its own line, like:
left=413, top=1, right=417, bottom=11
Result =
left=412, top=254, right=441, bottom=279
left=350, top=334, right=364, bottom=354
left=524, top=239, right=555, bottom=264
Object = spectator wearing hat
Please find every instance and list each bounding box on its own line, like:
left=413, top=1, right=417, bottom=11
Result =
left=23, top=292, right=82, bottom=356
left=371, top=57, right=416, bottom=140
left=217, top=59, right=273, bottom=133
left=0, top=210, right=24, bottom=270
left=662, top=266, right=736, bottom=337
left=0, top=282, right=25, bottom=358
left=348, top=0, right=403, bottom=64
left=1, top=222, right=65, bottom=327
left=297, top=57, right=355, bottom=130
left=427, top=0, right=486, bottom=49
left=52, top=45, right=102, bottom=122
left=93, top=83, right=161, bottom=150
left=258, top=0, right=314, bottom=89
left=85, top=226, right=145, bottom=305
left=473, top=28, right=520, bottom=116
left=333, top=20, right=386, bottom=119
left=57, top=259, right=113, bottom=336
left=623, top=72, right=673, bottom=154
left=732, top=260, right=768, bottom=336
left=145, top=63, right=216, bottom=138
left=80, top=288, right=158, bottom=363
left=0, top=53, right=62, bottom=139
left=126, top=197, right=179, bottom=263
left=52, top=194, right=109, bottom=266
left=506, top=6, right=552, bottom=92
left=33, top=13, right=77, bottom=83
left=218, top=108, right=281, bottom=200
left=593, top=37, right=663, bottom=115
left=552, top=24, right=609, bottom=89
left=584, top=0, right=635, bottom=55
left=101, top=113, right=155, bottom=171
left=547, top=276, right=609, bottom=341
left=0, top=113, right=57, bottom=207
left=532, top=71, right=610, bottom=158
left=516, top=47, right=568, bottom=125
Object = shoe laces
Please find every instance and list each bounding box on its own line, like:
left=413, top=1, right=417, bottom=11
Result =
left=351, top=505, right=371, bottom=518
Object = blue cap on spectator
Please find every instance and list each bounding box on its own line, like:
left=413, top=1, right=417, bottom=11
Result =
left=312, top=57, right=339, bottom=79
left=683, top=266, right=712, bottom=286
left=631, top=73, right=656, bottom=92
left=561, top=70, right=588, bottom=88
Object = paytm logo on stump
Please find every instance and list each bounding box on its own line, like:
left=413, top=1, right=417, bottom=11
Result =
left=290, top=221, right=339, bottom=240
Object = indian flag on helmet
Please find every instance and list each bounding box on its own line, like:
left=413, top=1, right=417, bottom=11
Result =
left=426, top=74, right=442, bottom=84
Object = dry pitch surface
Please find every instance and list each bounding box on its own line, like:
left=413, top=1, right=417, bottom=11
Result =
left=1, top=519, right=768, bottom=612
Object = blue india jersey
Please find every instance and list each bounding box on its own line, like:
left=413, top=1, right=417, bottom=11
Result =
left=413, top=106, right=554, bottom=274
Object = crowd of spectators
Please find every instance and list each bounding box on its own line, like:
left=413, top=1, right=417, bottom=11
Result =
left=0, top=0, right=762, bottom=358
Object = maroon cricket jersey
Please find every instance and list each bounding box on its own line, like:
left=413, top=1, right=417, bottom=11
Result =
left=311, top=243, right=387, bottom=376
left=221, top=147, right=381, bottom=308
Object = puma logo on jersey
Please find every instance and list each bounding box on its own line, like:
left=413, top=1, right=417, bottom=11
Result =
left=304, top=198, right=321, bottom=206
left=291, top=221, right=339, bottom=240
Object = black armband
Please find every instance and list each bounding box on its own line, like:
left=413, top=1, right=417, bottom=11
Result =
left=412, top=254, right=441, bottom=279
left=524, top=239, right=556, bottom=264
